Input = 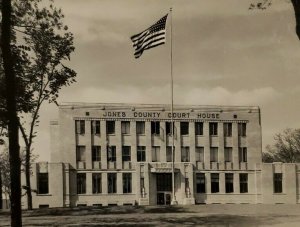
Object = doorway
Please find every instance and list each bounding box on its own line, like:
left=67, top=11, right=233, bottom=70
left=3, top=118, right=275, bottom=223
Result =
left=156, top=173, right=172, bottom=205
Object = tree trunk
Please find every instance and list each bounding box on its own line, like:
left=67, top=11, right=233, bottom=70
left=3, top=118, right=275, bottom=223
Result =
left=0, top=169, right=2, bottom=210
left=25, top=147, right=33, bottom=210
left=1, top=0, right=22, bottom=226
left=291, top=0, right=300, bottom=40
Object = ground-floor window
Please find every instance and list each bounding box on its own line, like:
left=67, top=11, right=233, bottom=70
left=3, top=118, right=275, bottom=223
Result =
left=123, top=173, right=132, bottom=193
left=108, top=173, right=117, bottom=193
left=211, top=173, right=219, bottom=193
left=92, top=173, right=102, bottom=194
left=225, top=173, right=234, bottom=193
left=37, top=173, right=49, bottom=194
left=196, top=173, right=206, bottom=193
left=274, top=173, right=283, bottom=193
left=77, top=173, right=86, bottom=194
left=239, top=173, right=248, bottom=193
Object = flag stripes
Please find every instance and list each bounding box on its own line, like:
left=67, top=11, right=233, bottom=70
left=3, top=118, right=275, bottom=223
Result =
left=131, top=14, right=168, bottom=58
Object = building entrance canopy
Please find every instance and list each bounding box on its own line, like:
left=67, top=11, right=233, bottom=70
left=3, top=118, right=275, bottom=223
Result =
left=150, top=167, right=179, bottom=173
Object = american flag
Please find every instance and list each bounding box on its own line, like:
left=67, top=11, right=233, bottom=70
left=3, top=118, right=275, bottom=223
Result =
left=131, top=14, right=168, bottom=59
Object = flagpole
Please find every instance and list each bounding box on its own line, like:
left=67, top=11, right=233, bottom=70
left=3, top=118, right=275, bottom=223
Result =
left=170, top=7, right=177, bottom=205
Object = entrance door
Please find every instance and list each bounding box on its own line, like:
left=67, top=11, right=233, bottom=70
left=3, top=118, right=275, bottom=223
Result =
left=157, top=192, right=171, bottom=205
left=156, top=173, right=172, bottom=205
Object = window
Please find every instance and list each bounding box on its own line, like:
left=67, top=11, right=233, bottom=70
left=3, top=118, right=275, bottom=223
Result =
left=196, top=173, right=206, bottom=193
left=77, top=173, right=86, bottom=194
left=240, top=173, right=248, bottom=193
left=209, top=122, right=218, bottom=136
left=211, top=173, right=219, bottom=193
left=137, top=146, right=146, bottom=162
left=180, top=122, right=189, bottom=135
left=37, top=173, right=49, bottom=194
left=152, top=146, right=160, bottom=162
left=238, top=123, right=247, bottom=137
left=108, top=173, right=117, bottom=193
left=123, top=173, right=132, bottom=193
left=210, top=147, right=218, bottom=162
left=181, top=146, right=190, bottom=162
left=122, top=146, right=131, bottom=162
left=166, top=122, right=173, bottom=135
left=239, top=147, right=247, bottom=162
left=76, top=146, right=86, bottom=162
left=224, top=147, right=232, bottom=162
left=196, top=147, right=204, bottom=162
left=223, top=123, right=232, bottom=137
left=225, top=173, right=234, bottom=193
left=121, top=121, right=130, bottom=134
left=274, top=173, right=283, bottom=193
left=136, top=121, right=145, bottom=135
left=107, top=146, right=116, bottom=162
left=151, top=121, right=160, bottom=135
left=195, top=122, right=203, bottom=136
left=92, top=173, right=101, bottom=194
left=75, top=120, right=85, bottom=134
left=166, top=146, right=172, bottom=162
left=106, top=121, right=115, bottom=135
left=91, top=120, right=100, bottom=134
left=92, top=146, right=101, bottom=162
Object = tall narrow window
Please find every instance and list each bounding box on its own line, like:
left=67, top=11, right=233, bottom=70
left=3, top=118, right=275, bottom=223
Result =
left=107, top=146, right=116, bottom=162
left=195, top=122, right=203, bottom=136
left=240, top=173, right=248, bottom=193
left=239, top=147, right=247, bottom=162
left=121, top=121, right=130, bottom=134
left=223, top=123, right=232, bottom=137
left=209, top=122, right=218, bottom=136
left=180, top=122, right=189, bottom=135
left=181, top=146, right=190, bottom=162
left=225, top=173, right=234, bottom=193
left=140, top=177, right=145, bottom=193
left=92, top=146, right=101, bottom=162
left=108, top=173, right=117, bottom=193
left=224, top=147, right=232, bottom=162
left=210, top=147, right=218, bottom=162
left=196, top=173, right=206, bottom=193
left=37, top=173, right=49, bottom=194
left=238, top=123, right=247, bottom=137
left=137, top=146, right=146, bottom=162
left=76, top=146, right=86, bottom=162
left=77, top=173, right=86, bottom=194
left=106, top=121, right=115, bottom=135
left=151, top=121, right=160, bottom=135
left=123, top=173, right=132, bottom=193
left=211, top=173, right=219, bottom=193
left=166, top=146, right=172, bottom=162
left=92, top=173, right=102, bottom=194
left=152, top=146, right=160, bottom=162
left=122, top=146, right=131, bottom=162
left=75, top=120, right=85, bottom=134
left=196, top=147, right=204, bottom=162
left=274, top=173, right=283, bottom=193
left=136, top=121, right=145, bottom=135
left=166, top=122, right=172, bottom=135
left=91, top=120, right=100, bottom=134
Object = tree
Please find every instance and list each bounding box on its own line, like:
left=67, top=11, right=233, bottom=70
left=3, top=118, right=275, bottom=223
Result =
left=263, top=128, right=300, bottom=163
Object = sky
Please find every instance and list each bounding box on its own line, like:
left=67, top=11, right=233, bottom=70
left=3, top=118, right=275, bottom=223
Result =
left=33, top=0, right=300, bottom=161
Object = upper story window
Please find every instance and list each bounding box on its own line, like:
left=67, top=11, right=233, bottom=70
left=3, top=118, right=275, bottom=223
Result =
left=181, top=146, right=190, bottom=162
left=238, top=123, right=247, bottom=137
left=92, top=146, right=101, bottom=162
left=166, top=146, right=172, bottom=162
left=195, top=122, right=203, bottom=136
left=76, top=145, right=86, bottom=162
left=224, top=147, right=232, bottom=162
left=37, top=173, right=49, bottom=194
left=239, top=147, right=247, bottom=162
left=180, top=122, right=189, bottom=135
left=166, top=122, right=172, bottom=135
left=223, top=123, right=232, bottom=137
left=209, top=122, right=218, bottom=136
left=121, top=121, right=130, bottom=134
left=152, top=146, right=160, bottom=162
left=151, top=121, right=160, bottom=135
left=75, top=120, right=85, bottom=134
left=122, top=146, right=131, bottom=162
left=107, top=146, right=116, bottom=162
left=91, top=120, right=100, bottom=135
left=137, top=146, right=146, bottom=162
left=274, top=173, right=283, bottom=193
left=195, top=147, right=204, bottom=162
left=210, top=147, right=218, bottom=162
left=106, top=121, right=115, bottom=135
left=136, top=121, right=145, bottom=135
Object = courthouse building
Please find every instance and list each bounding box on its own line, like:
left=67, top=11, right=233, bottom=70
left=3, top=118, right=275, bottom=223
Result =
left=22, top=103, right=300, bottom=208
